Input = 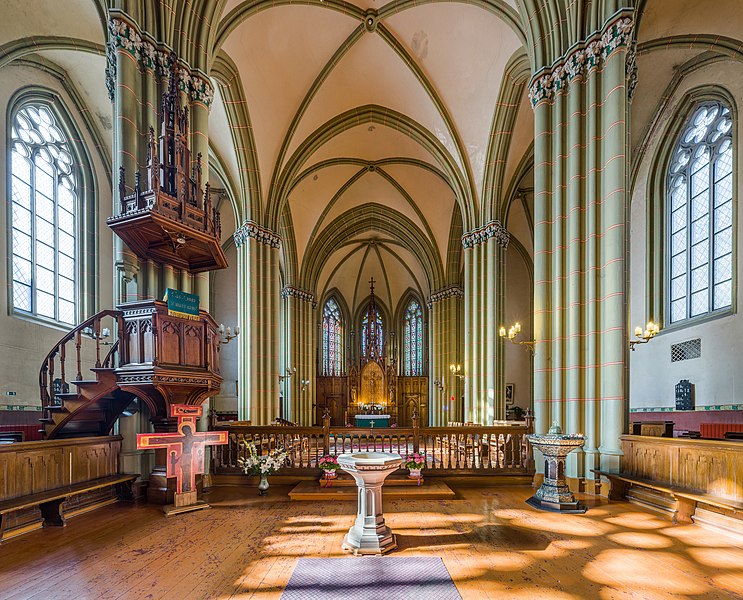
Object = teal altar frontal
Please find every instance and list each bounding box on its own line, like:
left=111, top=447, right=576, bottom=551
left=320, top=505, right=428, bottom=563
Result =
left=354, top=415, right=390, bottom=428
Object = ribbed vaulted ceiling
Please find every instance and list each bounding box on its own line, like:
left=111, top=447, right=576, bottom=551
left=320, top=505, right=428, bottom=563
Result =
left=210, top=0, right=530, bottom=315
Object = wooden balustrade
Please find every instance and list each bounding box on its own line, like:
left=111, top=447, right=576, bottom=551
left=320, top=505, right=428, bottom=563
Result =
left=39, top=310, right=123, bottom=409
left=212, top=421, right=534, bottom=476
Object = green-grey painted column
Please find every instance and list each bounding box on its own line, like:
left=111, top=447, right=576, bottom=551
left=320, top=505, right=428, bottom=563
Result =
left=234, top=222, right=281, bottom=424
left=281, top=286, right=316, bottom=425
left=531, top=13, right=633, bottom=478
left=462, top=245, right=474, bottom=420
left=428, top=287, right=464, bottom=425
left=462, top=222, right=510, bottom=424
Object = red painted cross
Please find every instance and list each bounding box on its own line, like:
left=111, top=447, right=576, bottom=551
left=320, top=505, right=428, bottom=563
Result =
left=137, top=405, right=227, bottom=495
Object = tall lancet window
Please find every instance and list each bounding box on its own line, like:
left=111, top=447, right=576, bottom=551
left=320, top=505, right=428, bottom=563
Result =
left=667, top=101, right=734, bottom=324
left=322, top=298, right=343, bottom=376
left=361, top=308, right=384, bottom=359
left=403, top=300, right=423, bottom=375
left=10, top=104, right=77, bottom=325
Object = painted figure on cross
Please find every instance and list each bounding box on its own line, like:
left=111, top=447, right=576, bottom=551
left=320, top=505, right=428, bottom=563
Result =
left=137, top=404, right=228, bottom=497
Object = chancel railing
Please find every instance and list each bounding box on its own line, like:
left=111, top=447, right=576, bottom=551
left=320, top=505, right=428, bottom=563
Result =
left=212, top=415, right=534, bottom=476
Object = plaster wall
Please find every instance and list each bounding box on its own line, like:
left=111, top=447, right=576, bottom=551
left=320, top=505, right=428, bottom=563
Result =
left=630, top=59, right=743, bottom=411
left=211, top=243, right=239, bottom=414
left=504, top=243, right=533, bottom=412
left=0, top=64, right=113, bottom=410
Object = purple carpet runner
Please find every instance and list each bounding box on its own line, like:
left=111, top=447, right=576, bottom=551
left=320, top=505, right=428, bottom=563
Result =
left=281, top=556, right=461, bottom=599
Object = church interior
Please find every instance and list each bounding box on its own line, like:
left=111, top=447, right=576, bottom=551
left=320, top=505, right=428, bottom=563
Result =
left=1, top=0, right=742, bottom=598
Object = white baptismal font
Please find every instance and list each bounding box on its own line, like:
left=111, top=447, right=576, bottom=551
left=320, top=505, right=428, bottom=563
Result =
left=337, top=452, right=402, bottom=555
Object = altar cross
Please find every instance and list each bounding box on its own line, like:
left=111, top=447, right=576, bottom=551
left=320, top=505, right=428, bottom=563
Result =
left=137, top=405, right=228, bottom=499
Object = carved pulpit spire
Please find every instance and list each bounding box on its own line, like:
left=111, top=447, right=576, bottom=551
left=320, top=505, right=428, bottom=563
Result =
left=107, top=51, right=227, bottom=273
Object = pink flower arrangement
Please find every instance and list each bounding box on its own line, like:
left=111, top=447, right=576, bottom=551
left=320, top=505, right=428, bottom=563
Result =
left=390, top=423, right=397, bottom=428
left=404, top=453, right=426, bottom=470
left=319, top=455, right=340, bottom=471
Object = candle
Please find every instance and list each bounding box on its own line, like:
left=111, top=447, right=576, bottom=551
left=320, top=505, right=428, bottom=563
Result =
left=514, top=322, right=521, bottom=333
left=226, top=326, right=232, bottom=337
left=235, top=326, right=240, bottom=335
left=499, top=326, right=506, bottom=337
left=634, top=326, right=642, bottom=337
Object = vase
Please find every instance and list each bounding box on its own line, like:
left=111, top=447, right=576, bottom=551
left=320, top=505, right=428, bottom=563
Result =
left=258, top=474, right=270, bottom=496
left=408, top=468, right=421, bottom=479
left=323, top=470, right=337, bottom=488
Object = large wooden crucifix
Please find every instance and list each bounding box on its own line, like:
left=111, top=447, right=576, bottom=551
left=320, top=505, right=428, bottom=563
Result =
left=137, top=404, right=228, bottom=516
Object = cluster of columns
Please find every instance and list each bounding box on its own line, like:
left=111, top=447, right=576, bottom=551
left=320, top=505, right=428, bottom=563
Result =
left=531, top=11, right=634, bottom=478
left=234, top=222, right=281, bottom=424
left=280, top=286, right=317, bottom=425
left=461, top=222, right=510, bottom=425
left=427, top=288, right=464, bottom=425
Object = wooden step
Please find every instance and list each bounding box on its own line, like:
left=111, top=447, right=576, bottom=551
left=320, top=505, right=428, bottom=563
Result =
left=288, top=480, right=456, bottom=501
left=626, top=484, right=676, bottom=516
left=319, top=473, right=422, bottom=488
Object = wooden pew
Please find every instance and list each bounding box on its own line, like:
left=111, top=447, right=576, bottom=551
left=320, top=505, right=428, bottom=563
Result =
left=0, top=435, right=138, bottom=542
left=0, top=473, right=137, bottom=540
left=591, top=468, right=743, bottom=524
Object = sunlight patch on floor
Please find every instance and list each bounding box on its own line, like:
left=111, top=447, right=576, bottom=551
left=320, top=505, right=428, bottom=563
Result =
left=582, top=549, right=710, bottom=595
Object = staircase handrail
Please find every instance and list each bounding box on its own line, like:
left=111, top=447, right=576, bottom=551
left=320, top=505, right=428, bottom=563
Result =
left=39, top=309, right=124, bottom=408
left=102, top=339, right=121, bottom=369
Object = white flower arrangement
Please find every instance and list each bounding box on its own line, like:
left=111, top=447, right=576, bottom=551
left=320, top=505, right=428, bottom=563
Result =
left=238, top=442, right=288, bottom=477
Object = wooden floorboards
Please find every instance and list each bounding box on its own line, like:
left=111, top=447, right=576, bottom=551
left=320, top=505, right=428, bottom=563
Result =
left=0, top=484, right=741, bottom=599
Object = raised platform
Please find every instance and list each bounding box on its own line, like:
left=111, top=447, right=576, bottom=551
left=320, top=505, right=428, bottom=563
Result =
left=318, top=473, right=422, bottom=488
left=289, top=477, right=455, bottom=501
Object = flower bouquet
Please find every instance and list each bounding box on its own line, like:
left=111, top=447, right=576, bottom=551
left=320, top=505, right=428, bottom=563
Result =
left=318, top=455, right=340, bottom=487
left=238, top=442, right=288, bottom=496
left=404, top=453, right=426, bottom=485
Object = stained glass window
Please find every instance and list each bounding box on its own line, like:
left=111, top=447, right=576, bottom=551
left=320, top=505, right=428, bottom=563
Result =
left=10, top=104, right=77, bottom=325
left=667, top=101, right=733, bottom=324
left=361, top=307, right=383, bottom=359
left=402, top=299, right=423, bottom=376
left=322, top=298, right=343, bottom=376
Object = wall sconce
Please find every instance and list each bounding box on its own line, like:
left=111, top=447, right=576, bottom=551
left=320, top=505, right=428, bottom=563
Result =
left=433, top=378, right=444, bottom=392
left=218, top=323, right=240, bottom=345
left=449, top=364, right=465, bottom=380
left=279, top=367, right=296, bottom=382
left=300, top=378, right=311, bottom=392
left=84, top=327, right=112, bottom=345
left=629, top=321, right=660, bottom=351
left=499, top=322, right=535, bottom=355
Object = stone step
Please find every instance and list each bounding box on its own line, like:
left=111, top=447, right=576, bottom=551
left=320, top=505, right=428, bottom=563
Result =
left=289, top=479, right=455, bottom=501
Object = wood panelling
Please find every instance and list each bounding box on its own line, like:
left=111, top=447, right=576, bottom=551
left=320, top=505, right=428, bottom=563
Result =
left=621, top=435, right=743, bottom=502
left=0, top=437, right=122, bottom=503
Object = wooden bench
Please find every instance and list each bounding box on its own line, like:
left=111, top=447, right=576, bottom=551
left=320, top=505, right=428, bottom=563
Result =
left=592, top=469, right=743, bottom=524
left=0, top=473, right=138, bottom=541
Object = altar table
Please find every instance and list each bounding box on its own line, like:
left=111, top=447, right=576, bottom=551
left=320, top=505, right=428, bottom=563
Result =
left=354, top=415, right=390, bottom=428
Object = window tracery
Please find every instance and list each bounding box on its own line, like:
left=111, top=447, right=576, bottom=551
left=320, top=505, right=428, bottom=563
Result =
left=10, top=104, right=77, bottom=325
left=667, top=101, right=734, bottom=324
